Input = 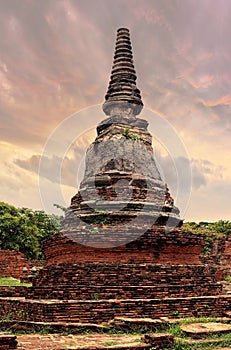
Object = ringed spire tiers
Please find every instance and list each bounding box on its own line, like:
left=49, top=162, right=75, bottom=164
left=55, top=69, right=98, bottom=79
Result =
left=103, top=27, right=143, bottom=117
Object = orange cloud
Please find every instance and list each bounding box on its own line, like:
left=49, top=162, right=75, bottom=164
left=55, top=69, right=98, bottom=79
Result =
left=199, top=96, right=231, bottom=107
left=187, top=74, right=214, bottom=89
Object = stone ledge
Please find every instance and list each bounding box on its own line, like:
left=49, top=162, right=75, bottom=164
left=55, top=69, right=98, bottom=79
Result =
left=1, top=295, right=231, bottom=323
left=0, top=333, right=17, bottom=349
left=180, top=322, right=231, bottom=339
left=0, top=321, right=107, bottom=334
left=144, top=333, right=174, bottom=348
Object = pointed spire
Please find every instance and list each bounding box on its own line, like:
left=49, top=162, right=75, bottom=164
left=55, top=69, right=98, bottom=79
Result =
left=103, top=28, right=143, bottom=117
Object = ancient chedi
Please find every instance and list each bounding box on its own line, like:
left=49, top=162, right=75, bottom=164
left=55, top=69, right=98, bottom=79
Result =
left=61, top=27, right=182, bottom=248
left=1, top=28, right=229, bottom=326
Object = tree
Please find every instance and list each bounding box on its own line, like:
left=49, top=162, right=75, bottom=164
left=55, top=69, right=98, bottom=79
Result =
left=0, top=202, right=63, bottom=259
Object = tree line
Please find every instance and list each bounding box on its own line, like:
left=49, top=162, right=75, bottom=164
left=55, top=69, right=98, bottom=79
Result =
left=183, top=220, right=231, bottom=237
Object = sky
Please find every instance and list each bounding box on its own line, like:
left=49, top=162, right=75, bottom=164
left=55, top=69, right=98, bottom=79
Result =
left=0, top=0, right=231, bottom=222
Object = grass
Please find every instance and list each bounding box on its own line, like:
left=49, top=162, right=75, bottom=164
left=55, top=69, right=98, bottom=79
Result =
left=92, top=293, right=99, bottom=300
left=0, top=277, right=32, bottom=287
left=122, top=128, right=140, bottom=141
left=101, top=340, right=119, bottom=346
left=0, top=316, right=231, bottom=349
left=154, top=317, right=231, bottom=349
left=156, top=316, right=222, bottom=337
left=166, top=337, right=231, bottom=349
left=94, top=209, right=109, bottom=214
left=225, top=275, right=231, bottom=283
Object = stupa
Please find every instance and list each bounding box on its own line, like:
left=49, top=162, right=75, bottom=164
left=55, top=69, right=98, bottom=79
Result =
left=60, top=27, right=182, bottom=249
left=0, top=28, right=230, bottom=327
left=39, top=28, right=211, bottom=268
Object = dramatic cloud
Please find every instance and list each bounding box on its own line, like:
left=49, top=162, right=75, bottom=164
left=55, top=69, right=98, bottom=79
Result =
left=15, top=130, right=95, bottom=187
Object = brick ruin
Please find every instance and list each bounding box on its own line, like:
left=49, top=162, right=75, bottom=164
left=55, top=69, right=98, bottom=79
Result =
left=0, top=250, right=31, bottom=280
left=0, top=27, right=231, bottom=327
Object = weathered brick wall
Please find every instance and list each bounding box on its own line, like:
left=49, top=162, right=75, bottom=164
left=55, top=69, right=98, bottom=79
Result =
left=0, top=295, right=231, bottom=322
left=0, top=263, right=222, bottom=300
left=219, top=267, right=231, bottom=281
left=42, top=229, right=205, bottom=266
left=201, top=236, right=231, bottom=280
left=29, top=262, right=222, bottom=300
left=27, top=283, right=222, bottom=300
left=0, top=286, right=28, bottom=298
left=0, top=250, right=31, bottom=280
left=0, top=279, right=222, bottom=300
left=34, top=262, right=219, bottom=286
left=220, top=237, right=231, bottom=265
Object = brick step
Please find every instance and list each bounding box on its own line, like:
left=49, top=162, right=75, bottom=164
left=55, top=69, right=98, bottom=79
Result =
left=110, top=316, right=231, bottom=329
left=1, top=295, right=231, bottom=323
left=0, top=333, right=17, bottom=349
left=0, top=320, right=108, bottom=333
left=27, top=283, right=222, bottom=300
left=59, top=345, right=150, bottom=350
left=34, top=263, right=219, bottom=287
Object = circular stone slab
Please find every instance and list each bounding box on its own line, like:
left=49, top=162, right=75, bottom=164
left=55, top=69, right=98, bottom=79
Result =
left=181, top=322, right=231, bottom=338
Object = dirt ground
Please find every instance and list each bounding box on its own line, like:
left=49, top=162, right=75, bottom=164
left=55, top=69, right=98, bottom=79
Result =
left=17, top=333, right=144, bottom=349
left=16, top=333, right=231, bottom=349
